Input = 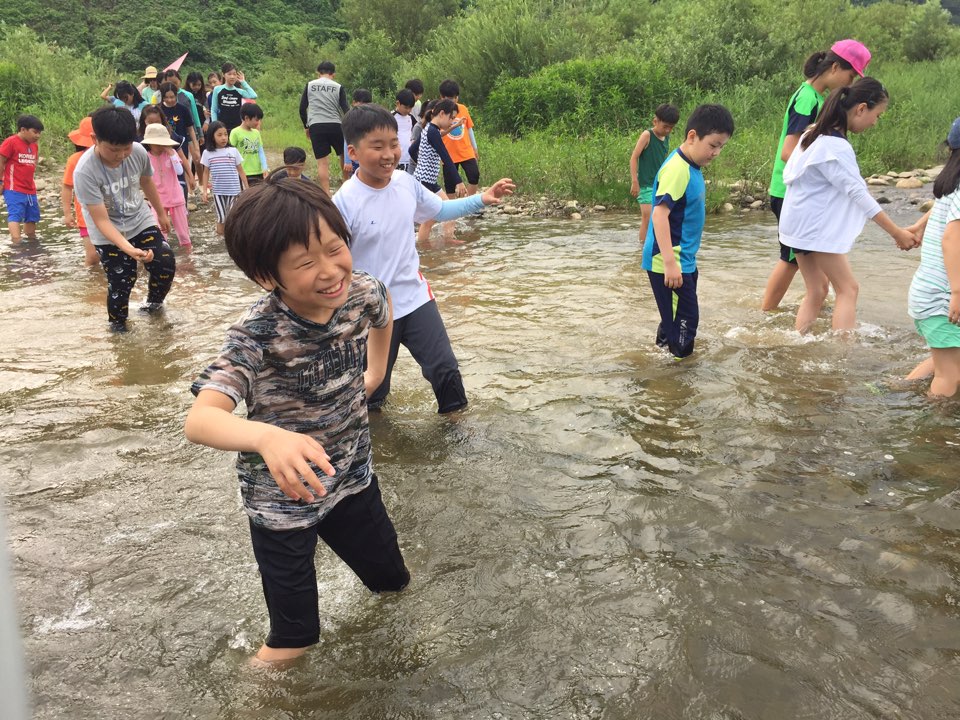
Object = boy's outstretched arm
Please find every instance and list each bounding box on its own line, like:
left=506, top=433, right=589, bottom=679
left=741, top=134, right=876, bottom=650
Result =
left=432, top=178, right=516, bottom=222
left=364, top=291, right=393, bottom=396
left=480, top=178, right=515, bottom=205
left=185, top=389, right=335, bottom=502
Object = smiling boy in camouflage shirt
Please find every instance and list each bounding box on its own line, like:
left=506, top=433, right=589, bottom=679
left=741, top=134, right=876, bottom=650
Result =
left=185, top=179, right=408, bottom=667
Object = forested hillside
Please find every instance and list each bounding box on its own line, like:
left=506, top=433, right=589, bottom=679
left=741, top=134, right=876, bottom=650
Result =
left=0, top=0, right=340, bottom=69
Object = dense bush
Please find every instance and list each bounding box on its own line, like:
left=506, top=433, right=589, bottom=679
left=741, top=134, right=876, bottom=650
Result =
left=483, top=58, right=684, bottom=137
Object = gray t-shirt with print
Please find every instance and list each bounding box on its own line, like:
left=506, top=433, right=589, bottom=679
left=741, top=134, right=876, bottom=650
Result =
left=191, top=272, right=390, bottom=531
left=73, top=143, right=157, bottom=246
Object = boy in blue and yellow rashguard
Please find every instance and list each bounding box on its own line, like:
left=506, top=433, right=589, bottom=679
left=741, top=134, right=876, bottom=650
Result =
left=641, top=104, right=734, bottom=359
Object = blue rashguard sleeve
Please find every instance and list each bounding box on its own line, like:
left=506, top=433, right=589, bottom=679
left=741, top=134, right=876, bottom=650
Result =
left=433, top=194, right=485, bottom=221
left=469, top=128, right=477, bottom=151
left=258, top=145, right=269, bottom=172
left=238, top=81, right=257, bottom=99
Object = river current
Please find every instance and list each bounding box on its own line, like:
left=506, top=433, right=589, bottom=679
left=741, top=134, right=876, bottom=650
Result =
left=3, top=196, right=959, bottom=719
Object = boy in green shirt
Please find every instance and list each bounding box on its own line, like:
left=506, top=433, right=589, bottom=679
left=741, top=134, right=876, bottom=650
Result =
left=630, top=103, right=680, bottom=246
left=229, top=103, right=270, bottom=185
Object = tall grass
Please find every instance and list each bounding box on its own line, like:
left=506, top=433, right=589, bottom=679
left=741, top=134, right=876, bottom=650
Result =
left=0, top=27, right=111, bottom=156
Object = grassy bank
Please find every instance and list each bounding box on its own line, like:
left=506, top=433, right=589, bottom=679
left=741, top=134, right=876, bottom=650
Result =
left=255, top=57, right=956, bottom=211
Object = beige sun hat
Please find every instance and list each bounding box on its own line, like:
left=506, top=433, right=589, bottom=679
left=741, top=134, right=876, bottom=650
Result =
left=142, top=66, right=159, bottom=80
left=140, top=123, right=179, bottom=147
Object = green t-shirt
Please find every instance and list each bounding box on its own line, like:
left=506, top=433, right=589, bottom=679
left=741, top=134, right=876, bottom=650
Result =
left=636, top=129, right=670, bottom=188
left=229, top=126, right=266, bottom=177
left=769, top=82, right=825, bottom=199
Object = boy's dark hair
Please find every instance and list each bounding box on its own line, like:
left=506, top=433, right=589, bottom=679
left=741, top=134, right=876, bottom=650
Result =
left=803, top=50, right=855, bottom=80
left=158, top=81, right=179, bottom=99
left=317, top=60, right=335, bottom=74
left=204, top=121, right=227, bottom=149
left=404, top=78, right=424, bottom=96
left=221, top=62, right=237, bottom=75
left=801, top=77, right=886, bottom=150
left=654, top=103, right=680, bottom=125
left=207, top=71, right=223, bottom=84
left=438, top=79, right=460, bottom=99
left=283, top=146, right=307, bottom=164
left=165, top=69, right=181, bottom=81
left=16, top=114, right=43, bottom=132
left=224, top=179, right=352, bottom=287
left=424, top=99, right=457, bottom=124
left=352, top=88, right=373, bottom=104
left=396, top=88, right=415, bottom=108
left=685, top=104, right=735, bottom=139
left=342, top=104, right=398, bottom=145
left=90, top=106, right=137, bottom=145
left=240, top=103, right=264, bottom=120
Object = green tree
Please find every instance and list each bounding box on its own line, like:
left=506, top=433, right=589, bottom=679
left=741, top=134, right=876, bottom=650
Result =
left=903, top=0, right=955, bottom=60
left=339, top=0, right=461, bottom=55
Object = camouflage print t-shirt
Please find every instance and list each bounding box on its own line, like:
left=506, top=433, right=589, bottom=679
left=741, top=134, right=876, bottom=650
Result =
left=191, top=271, right=390, bottom=531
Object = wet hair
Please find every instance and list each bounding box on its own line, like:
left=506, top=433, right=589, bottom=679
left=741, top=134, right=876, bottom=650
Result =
left=138, top=104, right=164, bottom=138
left=114, top=80, right=144, bottom=107
left=802, top=50, right=855, bottom=80
left=221, top=62, right=237, bottom=76
left=396, top=88, right=415, bottom=108
left=224, top=179, right=352, bottom=286
left=438, top=79, right=460, bottom=98
left=342, top=104, right=398, bottom=145
left=166, top=69, right=181, bottom=80
left=685, top=104, right=735, bottom=139
left=352, top=88, right=373, bottom=104
left=424, top=99, right=457, bottom=124
left=16, top=114, right=43, bottom=132
left=404, top=78, right=424, bottom=96
left=204, top=121, right=229, bottom=149
left=654, top=103, right=680, bottom=125
left=283, top=146, right=307, bottom=165
left=158, top=81, right=180, bottom=102
left=90, top=105, right=136, bottom=145
left=186, top=72, right=206, bottom=104
left=801, top=77, right=887, bottom=149
left=317, top=60, right=335, bottom=74
left=240, top=103, right=264, bottom=120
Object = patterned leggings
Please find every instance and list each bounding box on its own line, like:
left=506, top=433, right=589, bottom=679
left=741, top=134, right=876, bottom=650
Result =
left=95, top=227, right=176, bottom=324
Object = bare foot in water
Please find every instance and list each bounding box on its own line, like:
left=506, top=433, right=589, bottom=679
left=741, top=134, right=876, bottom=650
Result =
left=249, top=644, right=307, bottom=670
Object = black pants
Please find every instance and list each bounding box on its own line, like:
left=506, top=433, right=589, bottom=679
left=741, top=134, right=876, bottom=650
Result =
left=248, top=475, right=409, bottom=648
left=94, top=227, right=176, bottom=324
left=369, top=299, right=467, bottom=413
left=647, top=269, right=700, bottom=358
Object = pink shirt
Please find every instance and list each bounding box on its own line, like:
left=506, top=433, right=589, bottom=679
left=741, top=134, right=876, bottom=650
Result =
left=147, top=149, right=184, bottom=208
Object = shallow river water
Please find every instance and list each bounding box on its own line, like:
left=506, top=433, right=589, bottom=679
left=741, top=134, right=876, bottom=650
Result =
left=3, top=196, right=959, bottom=719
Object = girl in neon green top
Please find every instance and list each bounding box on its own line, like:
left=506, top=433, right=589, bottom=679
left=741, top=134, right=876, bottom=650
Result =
left=761, top=40, right=871, bottom=311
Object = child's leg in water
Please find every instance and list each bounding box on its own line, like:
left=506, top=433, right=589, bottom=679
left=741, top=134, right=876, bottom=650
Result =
left=417, top=190, right=450, bottom=243
left=906, top=355, right=935, bottom=380
left=638, top=203, right=652, bottom=245
left=930, top=347, right=960, bottom=397
left=794, top=253, right=831, bottom=333
left=814, top=252, right=859, bottom=331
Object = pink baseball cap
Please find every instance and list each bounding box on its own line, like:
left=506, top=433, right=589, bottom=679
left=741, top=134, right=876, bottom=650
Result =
left=831, top=39, right=871, bottom=77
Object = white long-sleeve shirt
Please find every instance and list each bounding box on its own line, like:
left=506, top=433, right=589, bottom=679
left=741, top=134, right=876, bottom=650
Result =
left=779, top=133, right=881, bottom=254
